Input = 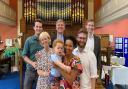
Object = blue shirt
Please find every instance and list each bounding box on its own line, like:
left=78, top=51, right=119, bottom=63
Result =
left=50, top=54, right=62, bottom=77
left=22, top=35, right=43, bottom=69
left=57, top=33, right=64, bottom=42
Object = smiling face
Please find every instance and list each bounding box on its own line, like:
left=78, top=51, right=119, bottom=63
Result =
left=85, top=21, right=94, bottom=33
left=65, top=39, right=74, bottom=55
left=33, top=22, right=43, bottom=36
left=40, top=36, right=49, bottom=48
left=39, top=32, right=51, bottom=48
left=77, top=32, right=87, bottom=48
left=56, top=20, right=65, bottom=34
left=54, top=42, right=64, bottom=56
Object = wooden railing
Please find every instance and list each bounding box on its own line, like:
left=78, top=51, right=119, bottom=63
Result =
left=0, top=1, right=16, bottom=25
left=95, top=0, right=128, bottom=27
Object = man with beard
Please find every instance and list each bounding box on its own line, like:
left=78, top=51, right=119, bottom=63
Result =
left=73, top=28, right=98, bottom=89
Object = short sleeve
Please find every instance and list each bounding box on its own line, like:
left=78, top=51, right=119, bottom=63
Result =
left=50, top=54, right=59, bottom=62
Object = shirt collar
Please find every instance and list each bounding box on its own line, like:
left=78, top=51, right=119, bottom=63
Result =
left=88, top=33, right=94, bottom=38
left=32, top=35, right=38, bottom=40
left=57, top=33, right=63, bottom=36
left=75, top=47, right=86, bottom=53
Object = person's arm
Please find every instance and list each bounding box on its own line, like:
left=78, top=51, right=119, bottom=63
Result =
left=97, top=37, right=101, bottom=70
left=91, top=78, right=96, bottom=89
left=60, top=68, right=79, bottom=85
left=23, top=56, right=37, bottom=68
left=95, top=36, right=101, bottom=70
left=89, top=51, right=98, bottom=89
left=57, top=58, right=82, bottom=85
left=53, top=60, right=71, bottom=73
left=37, top=70, right=50, bottom=77
left=22, top=38, right=37, bottom=68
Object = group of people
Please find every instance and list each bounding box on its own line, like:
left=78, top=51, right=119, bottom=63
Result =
left=22, top=18, right=101, bottom=89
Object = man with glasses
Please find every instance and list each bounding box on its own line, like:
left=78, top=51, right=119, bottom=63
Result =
left=73, top=28, right=98, bottom=89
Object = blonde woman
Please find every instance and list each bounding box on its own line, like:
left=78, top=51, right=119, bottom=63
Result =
left=35, top=32, right=53, bottom=89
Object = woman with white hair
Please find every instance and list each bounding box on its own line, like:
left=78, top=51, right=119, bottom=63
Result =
left=35, top=31, right=53, bottom=89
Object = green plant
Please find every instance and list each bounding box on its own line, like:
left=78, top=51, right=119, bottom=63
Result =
left=3, top=47, right=19, bottom=58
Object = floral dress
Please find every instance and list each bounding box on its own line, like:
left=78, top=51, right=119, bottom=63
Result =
left=36, top=48, right=53, bottom=89
left=60, top=56, right=83, bottom=89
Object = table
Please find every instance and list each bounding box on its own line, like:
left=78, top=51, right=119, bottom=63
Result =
left=111, top=56, right=125, bottom=65
left=102, top=65, right=128, bottom=85
left=112, top=66, right=128, bottom=85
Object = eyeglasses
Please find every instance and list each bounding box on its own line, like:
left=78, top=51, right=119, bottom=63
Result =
left=77, top=37, right=86, bottom=40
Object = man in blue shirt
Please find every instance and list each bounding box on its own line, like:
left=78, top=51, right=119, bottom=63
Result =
left=22, top=19, right=44, bottom=89
left=51, top=19, right=66, bottom=44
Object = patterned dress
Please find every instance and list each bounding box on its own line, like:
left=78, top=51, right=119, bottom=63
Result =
left=36, top=48, right=53, bottom=89
left=60, top=56, right=83, bottom=89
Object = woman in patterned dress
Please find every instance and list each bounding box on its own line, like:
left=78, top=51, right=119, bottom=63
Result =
left=35, top=32, right=53, bottom=89
left=58, top=36, right=83, bottom=89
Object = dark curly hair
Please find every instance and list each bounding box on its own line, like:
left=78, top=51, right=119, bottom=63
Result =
left=66, top=36, right=77, bottom=48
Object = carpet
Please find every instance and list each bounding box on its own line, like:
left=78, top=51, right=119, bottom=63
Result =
left=0, top=72, right=20, bottom=89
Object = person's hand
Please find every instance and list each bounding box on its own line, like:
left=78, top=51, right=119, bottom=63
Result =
left=66, top=66, right=71, bottom=73
left=35, top=51, right=42, bottom=60
left=43, top=71, right=50, bottom=77
left=53, top=63, right=58, bottom=69
left=60, top=51, right=65, bottom=56
left=32, top=61, right=37, bottom=68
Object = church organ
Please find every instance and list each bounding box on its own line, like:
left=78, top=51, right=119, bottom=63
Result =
left=23, top=0, right=87, bottom=25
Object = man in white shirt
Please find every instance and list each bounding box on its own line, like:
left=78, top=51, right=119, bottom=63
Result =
left=73, top=28, right=98, bottom=89
left=85, top=19, right=101, bottom=70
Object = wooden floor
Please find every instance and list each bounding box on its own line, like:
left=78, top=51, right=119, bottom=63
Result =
left=96, top=78, right=105, bottom=89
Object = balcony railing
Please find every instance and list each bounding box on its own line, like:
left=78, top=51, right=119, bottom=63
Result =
left=95, top=0, right=128, bottom=27
left=0, top=1, right=16, bottom=25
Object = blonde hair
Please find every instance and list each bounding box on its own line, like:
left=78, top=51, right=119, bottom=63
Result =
left=39, top=32, right=51, bottom=45
left=52, top=39, right=64, bottom=48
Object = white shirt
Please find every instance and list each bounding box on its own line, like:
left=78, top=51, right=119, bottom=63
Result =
left=73, top=47, right=98, bottom=89
left=86, top=34, right=94, bottom=52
